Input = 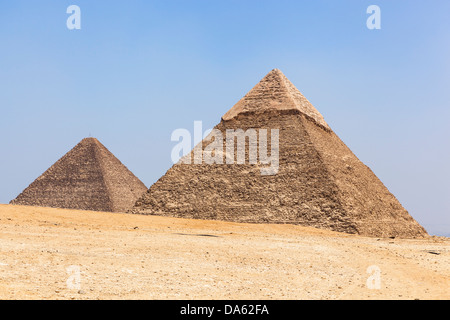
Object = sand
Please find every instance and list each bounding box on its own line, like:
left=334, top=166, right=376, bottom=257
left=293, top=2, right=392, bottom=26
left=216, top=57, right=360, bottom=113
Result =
left=0, top=204, right=448, bottom=300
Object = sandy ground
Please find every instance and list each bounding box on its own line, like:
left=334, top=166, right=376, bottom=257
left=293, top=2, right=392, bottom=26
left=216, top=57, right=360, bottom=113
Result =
left=0, top=204, right=448, bottom=300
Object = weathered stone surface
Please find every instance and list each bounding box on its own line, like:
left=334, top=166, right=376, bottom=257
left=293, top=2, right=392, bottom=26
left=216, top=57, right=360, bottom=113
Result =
left=131, top=69, right=427, bottom=238
left=222, top=69, right=330, bottom=130
left=10, top=138, right=147, bottom=213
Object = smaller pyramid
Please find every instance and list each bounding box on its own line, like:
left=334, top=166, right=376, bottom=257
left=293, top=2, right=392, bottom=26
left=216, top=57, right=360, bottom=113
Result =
left=10, top=138, right=147, bottom=213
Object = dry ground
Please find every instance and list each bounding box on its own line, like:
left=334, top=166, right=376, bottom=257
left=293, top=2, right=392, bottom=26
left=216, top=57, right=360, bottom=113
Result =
left=0, top=204, right=448, bottom=300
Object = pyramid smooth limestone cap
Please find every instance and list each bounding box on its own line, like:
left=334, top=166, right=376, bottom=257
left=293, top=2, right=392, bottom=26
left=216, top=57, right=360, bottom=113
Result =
left=222, top=69, right=330, bottom=130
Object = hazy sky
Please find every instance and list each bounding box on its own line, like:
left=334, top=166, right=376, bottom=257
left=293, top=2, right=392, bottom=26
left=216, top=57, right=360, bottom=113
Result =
left=1, top=1, right=449, bottom=236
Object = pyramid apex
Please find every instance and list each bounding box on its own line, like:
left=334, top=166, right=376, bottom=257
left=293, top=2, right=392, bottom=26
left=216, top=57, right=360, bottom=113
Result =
left=270, top=68, right=283, bottom=73
left=265, top=68, right=285, bottom=78
left=79, top=137, right=103, bottom=147
left=222, top=69, right=330, bottom=130
left=81, top=137, right=99, bottom=142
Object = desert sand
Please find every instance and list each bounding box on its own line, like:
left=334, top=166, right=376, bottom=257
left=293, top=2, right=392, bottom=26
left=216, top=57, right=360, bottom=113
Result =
left=0, top=204, right=448, bottom=300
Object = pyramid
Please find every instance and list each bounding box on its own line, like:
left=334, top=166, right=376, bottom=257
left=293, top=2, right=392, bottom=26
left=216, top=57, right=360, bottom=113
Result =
left=131, top=69, right=428, bottom=238
left=10, top=138, right=147, bottom=213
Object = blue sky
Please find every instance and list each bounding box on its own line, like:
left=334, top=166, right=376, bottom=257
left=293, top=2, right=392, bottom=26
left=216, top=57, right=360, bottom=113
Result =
left=1, top=1, right=449, bottom=236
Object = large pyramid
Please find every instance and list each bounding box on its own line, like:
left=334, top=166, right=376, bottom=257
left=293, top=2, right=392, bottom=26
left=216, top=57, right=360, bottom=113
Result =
left=10, top=138, right=147, bottom=212
left=131, top=69, right=427, bottom=238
